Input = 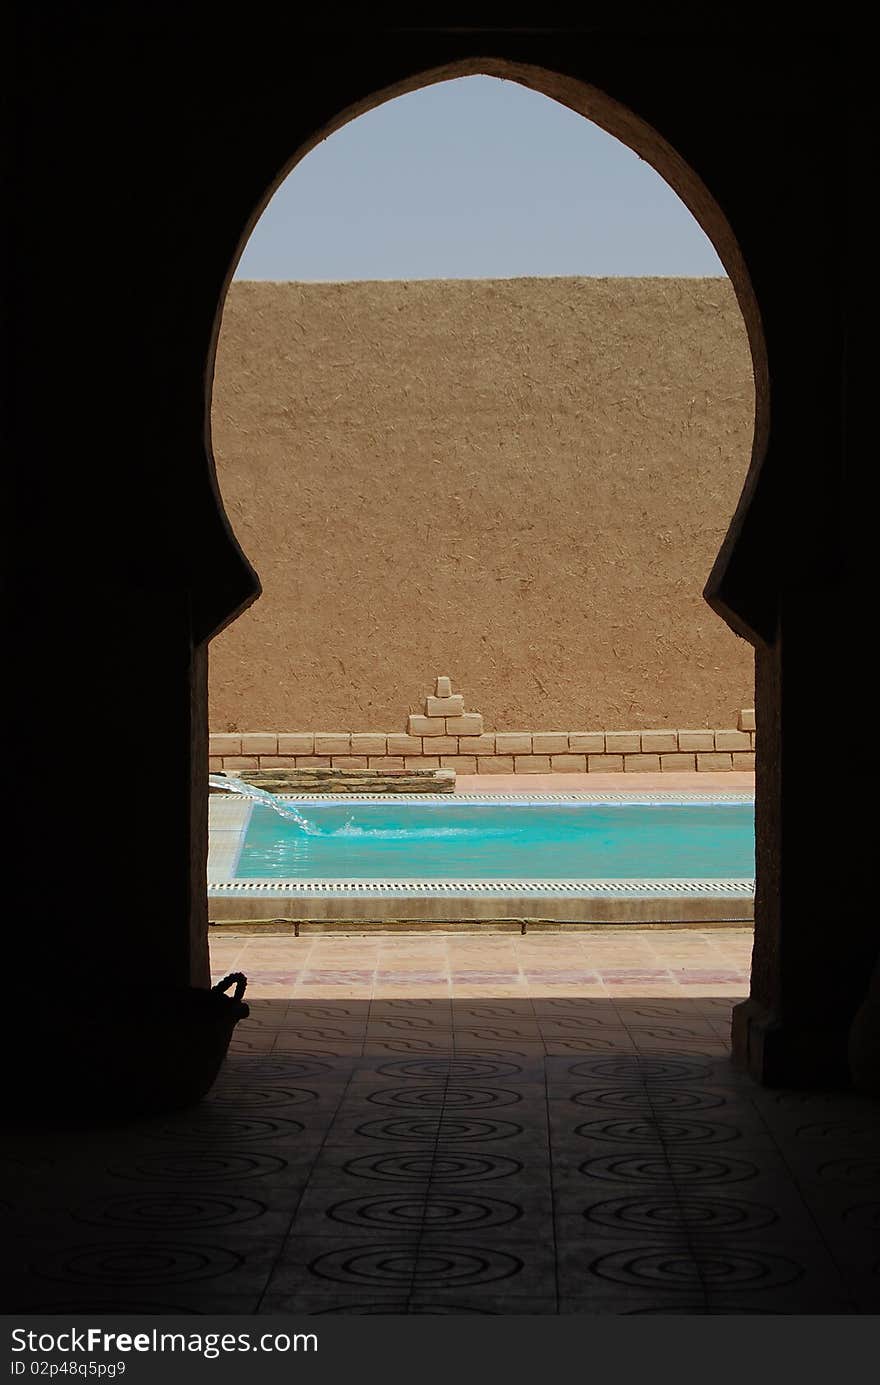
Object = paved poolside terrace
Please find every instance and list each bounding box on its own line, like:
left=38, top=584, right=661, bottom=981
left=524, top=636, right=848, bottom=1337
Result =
left=452, top=772, right=756, bottom=792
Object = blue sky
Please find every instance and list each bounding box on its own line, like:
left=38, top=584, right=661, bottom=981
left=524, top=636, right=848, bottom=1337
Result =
left=234, top=76, right=724, bottom=282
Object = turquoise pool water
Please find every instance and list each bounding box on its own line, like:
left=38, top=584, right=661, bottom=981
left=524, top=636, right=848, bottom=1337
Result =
left=234, top=801, right=754, bottom=881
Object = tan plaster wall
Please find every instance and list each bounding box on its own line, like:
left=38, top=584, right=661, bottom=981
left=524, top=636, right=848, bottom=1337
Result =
left=209, top=277, right=755, bottom=732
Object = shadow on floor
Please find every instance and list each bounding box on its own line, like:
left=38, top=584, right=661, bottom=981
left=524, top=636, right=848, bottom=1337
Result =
left=3, top=995, right=878, bottom=1314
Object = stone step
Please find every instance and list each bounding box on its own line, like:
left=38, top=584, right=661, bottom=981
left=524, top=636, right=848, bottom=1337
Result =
left=213, top=767, right=456, bottom=794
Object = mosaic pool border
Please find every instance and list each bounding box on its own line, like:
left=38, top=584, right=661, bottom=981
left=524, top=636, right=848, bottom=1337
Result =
left=266, top=790, right=754, bottom=804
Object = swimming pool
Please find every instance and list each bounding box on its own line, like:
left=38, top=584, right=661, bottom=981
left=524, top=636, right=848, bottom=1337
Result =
left=208, top=791, right=755, bottom=924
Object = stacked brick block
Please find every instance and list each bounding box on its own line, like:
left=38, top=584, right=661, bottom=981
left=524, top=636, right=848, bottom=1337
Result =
left=209, top=680, right=756, bottom=775
left=404, top=675, right=488, bottom=770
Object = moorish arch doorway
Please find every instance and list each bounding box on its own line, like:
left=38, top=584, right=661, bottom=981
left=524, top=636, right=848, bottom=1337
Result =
left=204, top=59, right=830, bottom=1086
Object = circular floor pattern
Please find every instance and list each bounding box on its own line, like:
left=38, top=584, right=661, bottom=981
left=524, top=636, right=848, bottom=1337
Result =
left=312, top=1303, right=494, bottom=1314
left=539, top=998, right=606, bottom=1008
left=796, top=1121, right=880, bottom=1143
left=457, top=1029, right=540, bottom=1044
left=282, top=1026, right=358, bottom=1040
left=38, top=1243, right=242, bottom=1285
left=573, top=1118, right=737, bottom=1146
left=205, top=1086, right=319, bottom=1109
left=818, top=1157, right=880, bottom=1185
left=569, top=1057, right=712, bottom=1083
left=0, top=1153, right=55, bottom=1173
left=592, top=1246, right=802, bottom=1290
left=142, top=1115, right=304, bottom=1144
left=625, top=1306, right=775, bottom=1315
left=327, top=1194, right=522, bottom=1232
left=459, top=1046, right=536, bottom=1058
left=458, top=1049, right=535, bottom=1062
left=614, top=1006, right=694, bottom=1021
left=367, top=1086, right=520, bottom=1112
left=307, top=1303, right=408, bottom=1315
left=579, top=1152, right=758, bottom=1184
left=377, top=1058, right=521, bottom=1081
left=540, top=1015, right=608, bottom=1030
left=343, top=1151, right=522, bottom=1183
left=575, top=1088, right=725, bottom=1112
left=584, top=1195, right=777, bottom=1236
left=110, top=1151, right=288, bottom=1182
left=309, top=1244, right=522, bottom=1288
left=374, top=1040, right=452, bottom=1054
left=294, top=1007, right=365, bottom=1019
left=18, top=1301, right=203, bottom=1315
left=623, top=1025, right=713, bottom=1041
left=843, top=1202, right=880, bottom=1230
left=74, top=1193, right=268, bottom=1230
left=462, top=1006, right=533, bottom=1019
left=371, top=1002, right=443, bottom=1013
left=219, top=1057, right=333, bottom=1080
left=372, top=1018, right=446, bottom=1032
left=770, top=1091, right=850, bottom=1108
left=355, top=1117, right=523, bottom=1143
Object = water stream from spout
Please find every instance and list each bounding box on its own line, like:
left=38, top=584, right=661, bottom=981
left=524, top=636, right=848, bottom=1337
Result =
left=209, top=774, right=319, bottom=834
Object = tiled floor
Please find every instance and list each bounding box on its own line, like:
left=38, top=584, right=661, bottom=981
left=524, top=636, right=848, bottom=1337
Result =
left=3, top=929, right=878, bottom=1315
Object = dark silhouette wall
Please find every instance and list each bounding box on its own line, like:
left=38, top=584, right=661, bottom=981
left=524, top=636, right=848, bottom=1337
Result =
left=5, top=13, right=872, bottom=1091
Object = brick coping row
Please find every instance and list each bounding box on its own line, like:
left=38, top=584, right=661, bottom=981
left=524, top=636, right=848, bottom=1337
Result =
left=209, top=720, right=757, bottom=775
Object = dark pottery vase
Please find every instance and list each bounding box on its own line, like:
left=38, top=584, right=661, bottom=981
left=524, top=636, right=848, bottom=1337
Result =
left=7, top=973, right=249, bottom=1124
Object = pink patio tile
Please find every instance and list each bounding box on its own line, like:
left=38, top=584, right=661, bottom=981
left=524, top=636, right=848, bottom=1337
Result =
left=452, top=980, right=524, bottom=991
left=376, top=972, right=449, bottom=984
left=447, top=949, right=521, bottom=960
left=375, top=961, right=448, bottom=971
left=529, top=991, right=612, bottom=1002
left=236, top=970, right=301, bottom=984
left=524, top=971, right=601, bottom=985
left=520, top=955, right=596, bottom=966
left=581, top=954, right=658, bottom=967
left=300, top=975, right=376, bottom=986
left=307, top=947, right=381, bottom=957
left=673, top=969, right=750, bottom=984
left=295, top=991, right=376, bottom=1001
left=456, top=771, right=754, bottom=792
left=236, top=948, right=298, bottom=960
left=451, top=968, right=521, bottom=977
left=600, top=985, right=684, bottom=997
left=305, top=956, right=380, bottom=967
left=450, top=987, right=529, bottom=998
left=239, top=985, right=300, bottom=1000
left=373, top=988, right=452, bottom=1000
left=598, top=968, right=672, bottom=980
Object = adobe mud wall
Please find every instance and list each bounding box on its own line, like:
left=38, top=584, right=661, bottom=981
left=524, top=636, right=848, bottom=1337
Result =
left=209, top=277, right=755, bottom=733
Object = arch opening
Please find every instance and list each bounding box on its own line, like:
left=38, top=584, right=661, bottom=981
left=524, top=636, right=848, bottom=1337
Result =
left=204, top=61, right=769, bottom=652
left=208, top=68, right=761, bottom=752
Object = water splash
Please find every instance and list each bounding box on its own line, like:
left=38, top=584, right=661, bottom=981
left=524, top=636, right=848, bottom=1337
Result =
left=333, top=822, right=515, bottom=841
left=209, top=775, right=318, bottom=834
left=209, top=777, right=516, bottom=844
